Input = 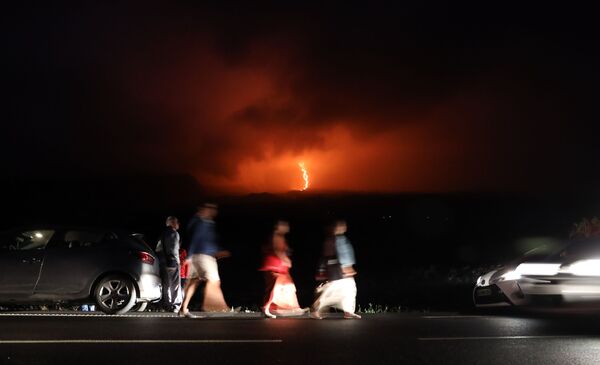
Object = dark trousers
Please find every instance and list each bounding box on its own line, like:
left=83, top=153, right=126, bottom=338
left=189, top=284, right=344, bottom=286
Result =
left=160, top=263, right=182, bottom=311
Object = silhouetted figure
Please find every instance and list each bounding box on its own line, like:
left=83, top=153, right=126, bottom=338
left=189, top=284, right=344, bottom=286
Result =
left=259, top=221, right=307, bottom=318
left=311, top=220, right=361, bottom=319
left=179, top=203, right=230, bottom=318
left=155, top=216, right=183, bottom=312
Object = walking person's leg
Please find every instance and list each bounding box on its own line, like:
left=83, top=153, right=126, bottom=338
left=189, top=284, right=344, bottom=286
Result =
left=199, top=255, right=230, bottom=312
left=270, top=274, right=306, bottom=316
left=263, top=272, right=277, bottom=318
left=179, top=255, right=204, bottom=318
left=341, top=278, right=361, bottom=319
left=310, top=282, right=328, bottom=319
left=203, top=280, right=229, bottom=311
left=180, top=278, right=200, bottom=317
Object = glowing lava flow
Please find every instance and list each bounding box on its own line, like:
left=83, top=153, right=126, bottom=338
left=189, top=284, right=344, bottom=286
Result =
left=298, top=162, right=309, bottom=191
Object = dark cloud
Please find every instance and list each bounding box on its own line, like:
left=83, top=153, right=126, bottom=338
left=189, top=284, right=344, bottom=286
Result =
left=3, top=2, right=600, bottom=192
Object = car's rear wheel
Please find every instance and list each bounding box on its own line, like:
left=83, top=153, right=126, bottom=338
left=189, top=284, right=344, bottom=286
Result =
left=94, top=275, right=137, bottom=314
left=131, top=301, right=148, bottom=312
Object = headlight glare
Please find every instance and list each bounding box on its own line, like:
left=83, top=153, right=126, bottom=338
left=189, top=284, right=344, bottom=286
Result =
left=568, top=259, right=600, bottom=276
left=514, top=263, right=560, bottom=276
left=500, top=270, right=522, bottom=281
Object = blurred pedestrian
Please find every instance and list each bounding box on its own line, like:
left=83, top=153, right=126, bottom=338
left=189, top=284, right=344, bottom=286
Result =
left=311, top=220, right=361, bottom=319
left=179, top=203, right=231, bottom=317
left=259, top=220, right=307, bottom=318
left=156, top=216, right=183, bottom=312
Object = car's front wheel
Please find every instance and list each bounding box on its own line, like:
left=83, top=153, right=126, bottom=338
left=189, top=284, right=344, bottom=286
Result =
left=94, top=275, right=137, bottom=314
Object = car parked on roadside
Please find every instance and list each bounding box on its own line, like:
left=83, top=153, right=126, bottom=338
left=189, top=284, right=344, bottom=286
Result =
left=474, top=237, right=600, bottom=308
left=0, top=226, right=161, bottom=314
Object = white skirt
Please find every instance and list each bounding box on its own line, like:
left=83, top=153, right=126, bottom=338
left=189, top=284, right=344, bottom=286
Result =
left=313, top=277, right=357, bottom=314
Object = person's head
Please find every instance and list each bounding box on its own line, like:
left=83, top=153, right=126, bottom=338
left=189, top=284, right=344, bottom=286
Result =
left=274, top=220, right=290, bottom=234
left=334, top=220, right=347, bottom=235
left=165, top=216, right=179, bottom=230
left=198, top=203, right=218, bottom=220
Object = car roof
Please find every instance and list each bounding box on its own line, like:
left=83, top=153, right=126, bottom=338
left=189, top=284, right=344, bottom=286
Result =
left=0, top=225, right=136, bottom=236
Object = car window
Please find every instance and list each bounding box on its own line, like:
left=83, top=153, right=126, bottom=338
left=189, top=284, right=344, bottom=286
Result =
left=0, top=230, right=55, bottom=251
left=60, top=230, right=115, bottom=248
left=553, top=238, right=600, bottom=261
left=130, top=234, right=152, bottom=250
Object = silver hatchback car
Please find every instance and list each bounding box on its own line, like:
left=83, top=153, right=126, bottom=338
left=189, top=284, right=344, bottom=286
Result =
left=474, top=238, right=600, bottom=308
left=0, top=226, right=161, bottom=314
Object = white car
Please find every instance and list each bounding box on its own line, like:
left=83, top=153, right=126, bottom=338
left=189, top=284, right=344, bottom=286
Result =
left=474, top=238, right=600, bottom=307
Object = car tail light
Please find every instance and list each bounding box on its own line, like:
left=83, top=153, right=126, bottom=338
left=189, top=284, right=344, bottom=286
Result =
left=138, top=251, right=155, bottom=265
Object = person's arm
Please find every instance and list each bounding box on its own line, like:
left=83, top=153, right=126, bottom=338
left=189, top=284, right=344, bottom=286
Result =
left=214, top=250, right=231, bottom=259
left=336, top=237, right=357, bottom=276
left=164, top=231, right=179, bottom=265
left=345, top=243, right=356, bottom=266
left=201, top=223, right=229, bottom=258
left=336, top=237, right=355, bottom=267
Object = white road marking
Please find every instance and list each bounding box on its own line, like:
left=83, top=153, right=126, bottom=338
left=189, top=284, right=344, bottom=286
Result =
left=0, top=313, right=258, bottom=318
left=0, top=339, right=282, bottom=344
left=418, top=335, right=585, bottom=341
left=422, top=315, right=489, bottom=319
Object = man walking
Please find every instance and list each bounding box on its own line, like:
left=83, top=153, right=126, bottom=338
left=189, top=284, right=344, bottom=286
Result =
left=179, top=203, right=231, bottom=317
left=311, top=220, right=361, bottom=319
left=156, top=216, right=183, bottom=312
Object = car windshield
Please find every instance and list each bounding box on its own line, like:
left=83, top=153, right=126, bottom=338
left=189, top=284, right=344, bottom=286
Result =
left=547, top=238, right=600, bottom=262
left=12, top=230, right=55, bottom=250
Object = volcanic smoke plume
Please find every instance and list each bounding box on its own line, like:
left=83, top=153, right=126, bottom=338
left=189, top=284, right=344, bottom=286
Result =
left=3, top=3, right=600, bottom=193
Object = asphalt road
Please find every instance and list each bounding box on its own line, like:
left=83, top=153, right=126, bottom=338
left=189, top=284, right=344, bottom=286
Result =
left=2, top=311, right=600, bottom=364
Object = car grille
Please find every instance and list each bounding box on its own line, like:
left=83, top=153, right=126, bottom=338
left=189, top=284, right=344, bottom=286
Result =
left=474, top=284, right=511, bottom=305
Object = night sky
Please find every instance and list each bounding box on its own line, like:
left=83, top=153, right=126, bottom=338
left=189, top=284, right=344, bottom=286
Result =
left=4, top=2, right=600, bottom=194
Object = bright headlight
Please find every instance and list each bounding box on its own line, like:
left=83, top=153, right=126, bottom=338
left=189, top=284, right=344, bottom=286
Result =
left=515, top=263, right=560, bottom=276
left=568, top=259, right=600, bottom=276
left=500, top=270, right=522, bottom=281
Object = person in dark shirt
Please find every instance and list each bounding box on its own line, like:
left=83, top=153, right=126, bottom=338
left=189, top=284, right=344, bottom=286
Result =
left=155, top=216, right=182, bottom=312
left=311, top=220, right=361, bottom=319
left=179, top=203, right=231, bottom=317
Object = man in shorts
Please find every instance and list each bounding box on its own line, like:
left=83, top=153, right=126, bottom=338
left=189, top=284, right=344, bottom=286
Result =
left=179, top=203, right=231, bottom=317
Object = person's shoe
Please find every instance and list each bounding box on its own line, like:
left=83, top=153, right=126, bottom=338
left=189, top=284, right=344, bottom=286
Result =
left=286, top=307, right=309, bottom=316
left=310, top=311, right=323, bottom=320
left=343, top=312, right=361, bottom=319
left=264, top=309, right=276, bottom=319
left=179, top=310, right=202, bottom=319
